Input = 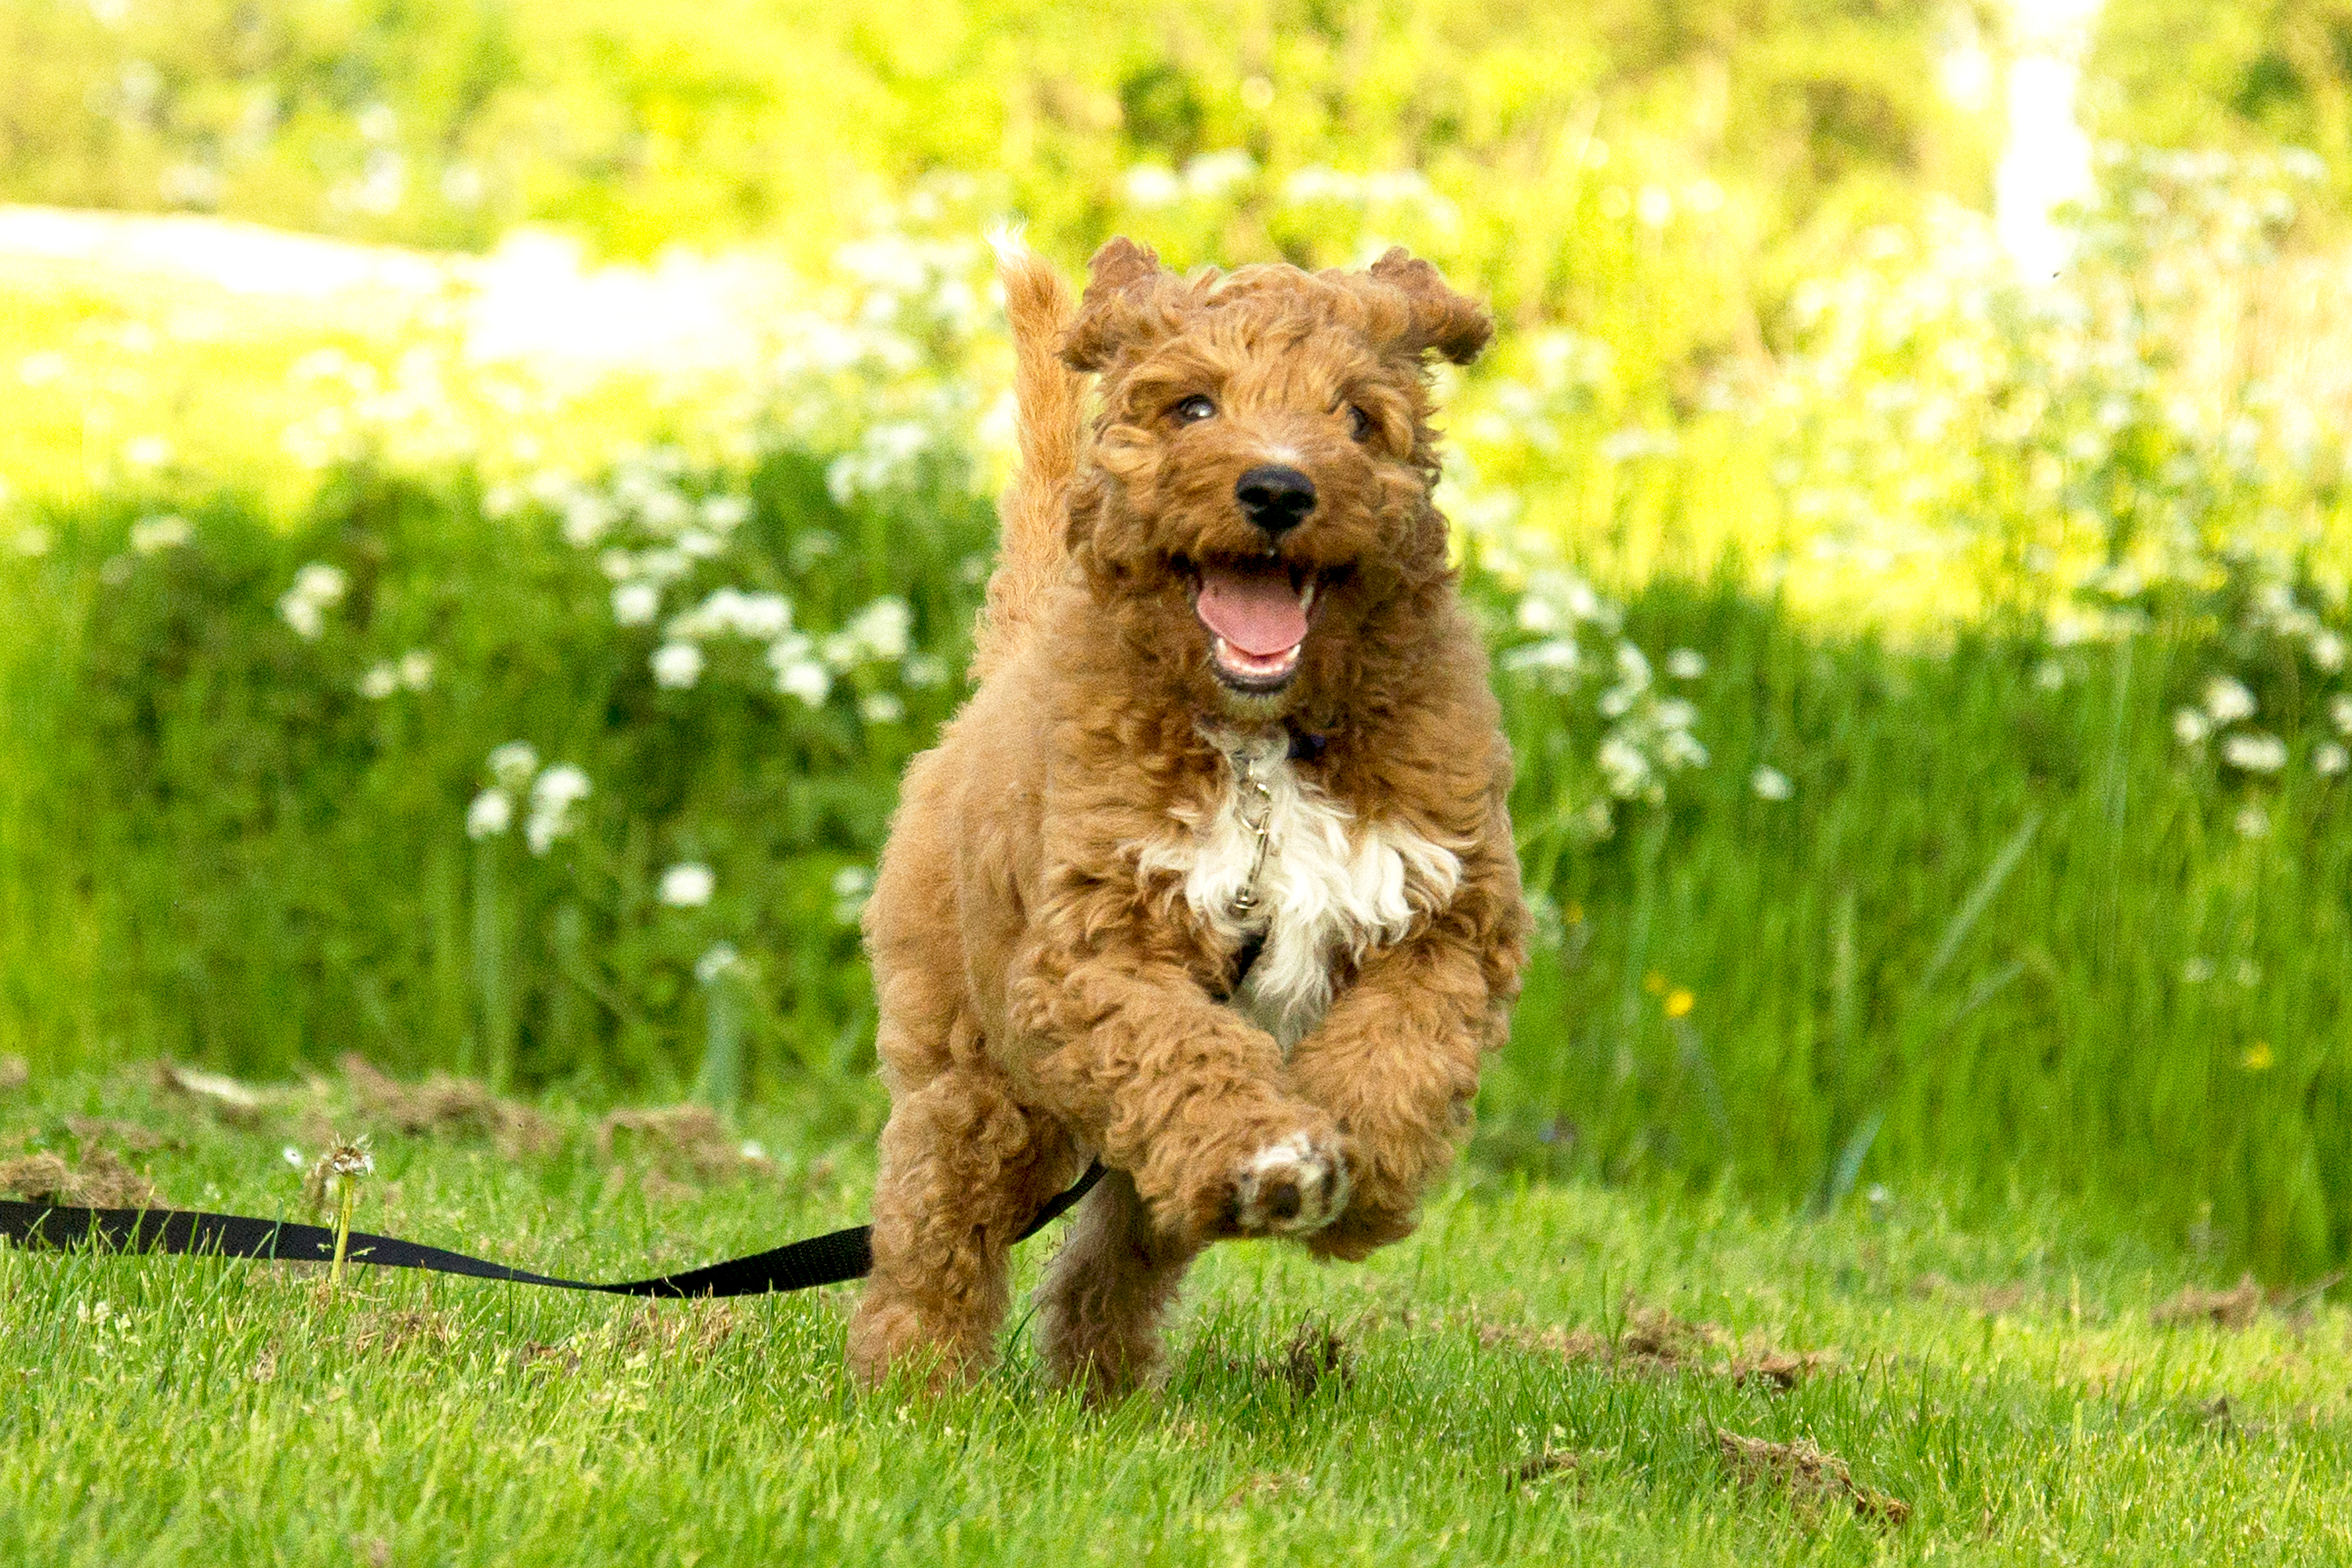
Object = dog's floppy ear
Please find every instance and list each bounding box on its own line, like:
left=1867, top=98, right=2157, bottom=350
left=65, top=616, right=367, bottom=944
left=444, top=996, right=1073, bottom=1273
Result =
left=1367, top=247, right=1492, bottom=366
left=1062, top=238, right=1167, bottom=373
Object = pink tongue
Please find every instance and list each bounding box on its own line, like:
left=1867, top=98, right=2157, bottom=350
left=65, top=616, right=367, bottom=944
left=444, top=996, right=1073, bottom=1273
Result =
left=1196, top=564, right=1307, bottom=656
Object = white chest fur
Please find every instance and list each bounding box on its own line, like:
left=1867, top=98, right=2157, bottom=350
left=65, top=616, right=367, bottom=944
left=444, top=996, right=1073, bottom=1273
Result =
left=1138, top=731, right=1463, bottom=1054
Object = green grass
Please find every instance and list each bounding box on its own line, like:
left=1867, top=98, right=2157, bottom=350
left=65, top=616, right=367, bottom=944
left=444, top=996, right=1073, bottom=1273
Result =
left=5, top=1066, right=2352, bottom=1565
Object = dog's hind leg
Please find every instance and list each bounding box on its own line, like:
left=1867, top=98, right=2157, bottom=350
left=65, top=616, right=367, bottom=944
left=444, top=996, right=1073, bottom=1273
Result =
left=846, top=1055, right=1076, bottom=1392
left=1033, top=1167, right=1198, bottom=1403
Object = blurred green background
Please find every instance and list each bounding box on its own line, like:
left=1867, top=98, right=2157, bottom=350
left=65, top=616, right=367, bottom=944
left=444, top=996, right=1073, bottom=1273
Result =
left=4, top=0, right=2352, bottom=1279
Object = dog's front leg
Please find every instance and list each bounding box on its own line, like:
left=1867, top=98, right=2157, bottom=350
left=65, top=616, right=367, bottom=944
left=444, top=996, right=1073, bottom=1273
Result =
left=1012, top=950, right=1351, bottom=1246
left=1283, top=934, right=1499, bottom=1260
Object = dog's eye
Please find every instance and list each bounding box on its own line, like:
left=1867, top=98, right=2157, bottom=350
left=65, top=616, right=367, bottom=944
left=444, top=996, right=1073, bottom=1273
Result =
left=1171, top=395, right=1217, bottom=425
left=1348, top=405, right=1374, bottom=442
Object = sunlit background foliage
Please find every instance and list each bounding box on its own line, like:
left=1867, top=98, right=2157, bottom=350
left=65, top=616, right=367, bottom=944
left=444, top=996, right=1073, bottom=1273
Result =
left=5, top=0, right=2352, bottom=1278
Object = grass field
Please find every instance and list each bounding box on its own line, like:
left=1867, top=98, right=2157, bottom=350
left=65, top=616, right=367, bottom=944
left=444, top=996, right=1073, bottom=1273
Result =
left=5, top=1063, right=2350, bottom=1565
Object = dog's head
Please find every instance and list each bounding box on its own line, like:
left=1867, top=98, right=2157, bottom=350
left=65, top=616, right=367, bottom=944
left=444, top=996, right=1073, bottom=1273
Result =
left=1061, top=238, right=1490, bottom=720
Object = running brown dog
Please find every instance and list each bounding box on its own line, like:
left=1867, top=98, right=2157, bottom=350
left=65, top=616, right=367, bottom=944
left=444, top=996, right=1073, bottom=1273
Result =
left=846, top=234, right=1528, bottom=1399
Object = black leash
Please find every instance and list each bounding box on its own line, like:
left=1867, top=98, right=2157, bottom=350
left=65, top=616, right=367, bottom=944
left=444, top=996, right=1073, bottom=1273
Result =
left=0, top=1163, right=1104, bottom=1299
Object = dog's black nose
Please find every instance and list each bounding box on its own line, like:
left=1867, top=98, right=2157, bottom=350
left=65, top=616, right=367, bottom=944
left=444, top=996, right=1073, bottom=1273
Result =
left=1235, top=465, right=1317, bottom=536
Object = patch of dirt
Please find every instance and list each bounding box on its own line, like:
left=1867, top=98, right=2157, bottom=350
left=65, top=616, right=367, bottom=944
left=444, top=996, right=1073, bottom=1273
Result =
left=0, top=1147, right=158, bottom=1207
left=63, top=1116, right=175, bottom=1154
left=1512, top=1447, right=1611, bottom=1485
left=516, top=1340, right=583, bottom=1377
left=1221, top=1471, right=1312, bottom=1507
left=1271, top=1317, right=1353, bottom=1398
left=154, top=1060, right=268, bottom=1123
left=1715, top=1428, right=1911, bottom=1527
left=1479, top=1302, right=1838, bottom=1389
left=2154, top=1275, right=2265, bottom=1330
left=1910, top=1273, right=2032, bottom=1316
left=349, top=1308, right=459, bottom=1358
left=597, top=1105, right=766, bottom=1185
left=339, top=1053, right=554, bottom=1157
left=0, top=1056, right=26, bottom=1093
left=616, top=1300, right=739, bottom=1361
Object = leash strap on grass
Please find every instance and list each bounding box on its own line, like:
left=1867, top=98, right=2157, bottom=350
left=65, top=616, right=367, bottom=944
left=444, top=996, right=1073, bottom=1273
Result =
left=0, top=1162, right=1104, bottom=1298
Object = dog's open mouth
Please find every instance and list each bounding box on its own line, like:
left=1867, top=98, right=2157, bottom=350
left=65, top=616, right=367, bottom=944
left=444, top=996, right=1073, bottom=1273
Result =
left=1190, top=557, right=1320, bottom=691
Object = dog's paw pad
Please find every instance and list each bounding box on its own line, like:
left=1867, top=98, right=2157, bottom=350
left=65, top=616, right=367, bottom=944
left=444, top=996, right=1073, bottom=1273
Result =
left=1227, top=1133, right=1348, bottom=1236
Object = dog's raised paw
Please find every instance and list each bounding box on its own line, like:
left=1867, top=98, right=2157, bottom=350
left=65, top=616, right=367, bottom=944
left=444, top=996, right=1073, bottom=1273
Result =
left=1226, top=1132, right=1348, bottom=1236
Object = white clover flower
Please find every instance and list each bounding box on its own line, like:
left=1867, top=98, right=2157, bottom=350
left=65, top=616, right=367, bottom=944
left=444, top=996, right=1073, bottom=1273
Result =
left=652, top=641, right=704, bottom=689
left=1751, top=765, right=1795, bottom=800
left=9, top=526, right=51, bottom=557
left=280, top=595, right=324, bottom=641
left=1124, top=163, right=1183, bottom=207
left=397, top=650, right=434, bottom=690
left=777, top=659, right=831, bottom=706
left=2180, top=956, right=2214, bottom=984
left=2203, top=676, right=2257, bottom=724
left=2332, top=694, right=2352, bottom=736
left=830, top=866, right=873, bottom=924
left=358, top=662, right=400, bottom=700
left=700, top=495, right=750, bottom=530
left=2311, top=630, right=2346, bottom=673
left=1613, top=642, right=1653, bottom=690
left=859, top=691, right=906, bottom=725
left=635, top=488, right=691, bottom=535
left=598, top=549, right=637, bottom=582
left=2034, top=659, right=2067, bottom=691
left=1500, top=639, right=1580, bottom=677
left=466, top=787, right=514, bottom=839
left=1664, top=648, right=1707, bottom=680
left=278, top=562, right=348, bottom=640
left=2220, top=731, right=2288, bottom=773
left=487, top=742, right=539, bottom=792
left=561, top=492, right=615, bottom=547
left=842, top=597, right=913, bottom=662
left=1657, top=728, right=1709, bottom=771
left=2315, top=742, right=2349, bottom=778
left=524, top=764, right=591, bottom=855
left=2234, top=802, right=2271, bottom=839
left=677, top=528, right=724, bottom=561
left=129, top=514, right=191, bottom=554
left=612, top=581, right=661, bottom=626
left=695, top=942, right=742, bottom=985
left=903, top=652, right=949, bottom=688
left=2172, top=707, right=2211, bottom=747
left=1653, top=697, right=1698, bottom=731
left=659, top=862, right=715, bottom=908
left=1597, top=735, right=1653, bottom=799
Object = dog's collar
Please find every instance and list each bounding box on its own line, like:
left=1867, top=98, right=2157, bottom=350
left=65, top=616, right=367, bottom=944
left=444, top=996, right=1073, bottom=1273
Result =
left=1286, top=726, right=1327, bottom=763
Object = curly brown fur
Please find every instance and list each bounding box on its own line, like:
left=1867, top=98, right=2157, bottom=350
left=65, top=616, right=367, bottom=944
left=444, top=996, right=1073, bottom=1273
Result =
left=848, top=236, right=1527, bottom=1399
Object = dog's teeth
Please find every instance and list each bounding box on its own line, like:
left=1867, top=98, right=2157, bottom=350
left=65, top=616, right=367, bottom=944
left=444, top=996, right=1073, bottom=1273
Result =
left=1299, top=579, right=1318, bottom=613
